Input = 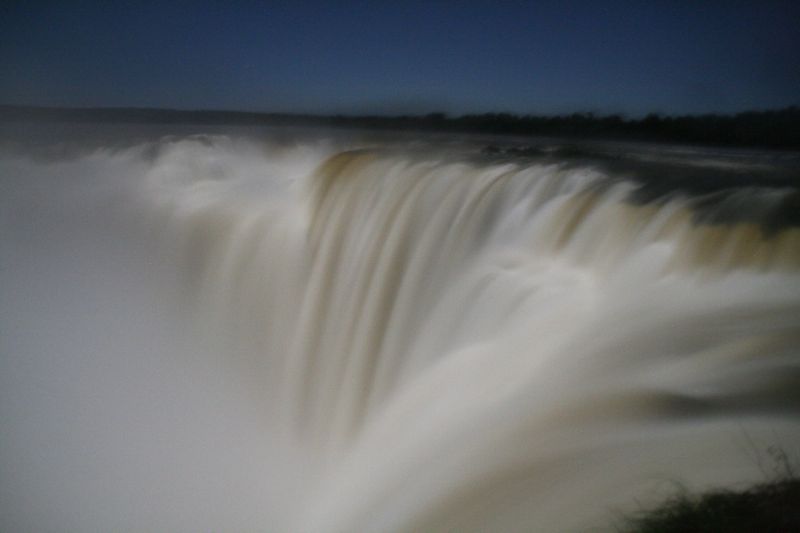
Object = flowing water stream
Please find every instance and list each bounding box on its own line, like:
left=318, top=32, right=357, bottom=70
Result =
left=1, top=126, right=799, bottom=531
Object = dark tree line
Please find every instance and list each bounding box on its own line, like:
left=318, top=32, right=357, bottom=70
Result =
left=2, top=105, right=799, bottom=148
left=325, top=108, right=800, bottom=148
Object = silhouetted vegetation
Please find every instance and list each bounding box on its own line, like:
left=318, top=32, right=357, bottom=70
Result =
left=2, top=105, right=799, bottom=149
left=622, top=478, right=800, bottom=532
left=622, top=447, right=799, bottom=532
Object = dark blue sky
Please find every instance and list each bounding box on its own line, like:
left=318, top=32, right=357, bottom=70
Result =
left=2, top=1, right=798, bottom=116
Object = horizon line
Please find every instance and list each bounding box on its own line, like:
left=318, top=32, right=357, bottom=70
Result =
left=2, top=103, right=799, bottom=120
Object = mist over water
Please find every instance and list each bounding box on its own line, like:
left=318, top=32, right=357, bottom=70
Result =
left=1, top=126, right=799, bottom=532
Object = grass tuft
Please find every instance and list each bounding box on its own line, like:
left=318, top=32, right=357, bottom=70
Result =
left=623, top=478, right=800, bottom=532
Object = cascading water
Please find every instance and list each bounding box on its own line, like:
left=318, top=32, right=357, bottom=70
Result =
left=1, top=128, right=799, bottom=532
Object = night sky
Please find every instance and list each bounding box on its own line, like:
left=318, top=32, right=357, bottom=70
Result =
left=1, top=1, right=799, bottom=116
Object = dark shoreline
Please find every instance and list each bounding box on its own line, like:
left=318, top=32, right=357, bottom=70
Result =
left=2, top=104, right=799, bottom=150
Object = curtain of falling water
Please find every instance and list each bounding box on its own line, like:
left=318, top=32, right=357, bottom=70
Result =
left=2, top=135, right=799, bottom=532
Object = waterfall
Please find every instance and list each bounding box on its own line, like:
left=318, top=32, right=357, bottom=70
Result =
left=2, top=132, right=799, bottom=532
